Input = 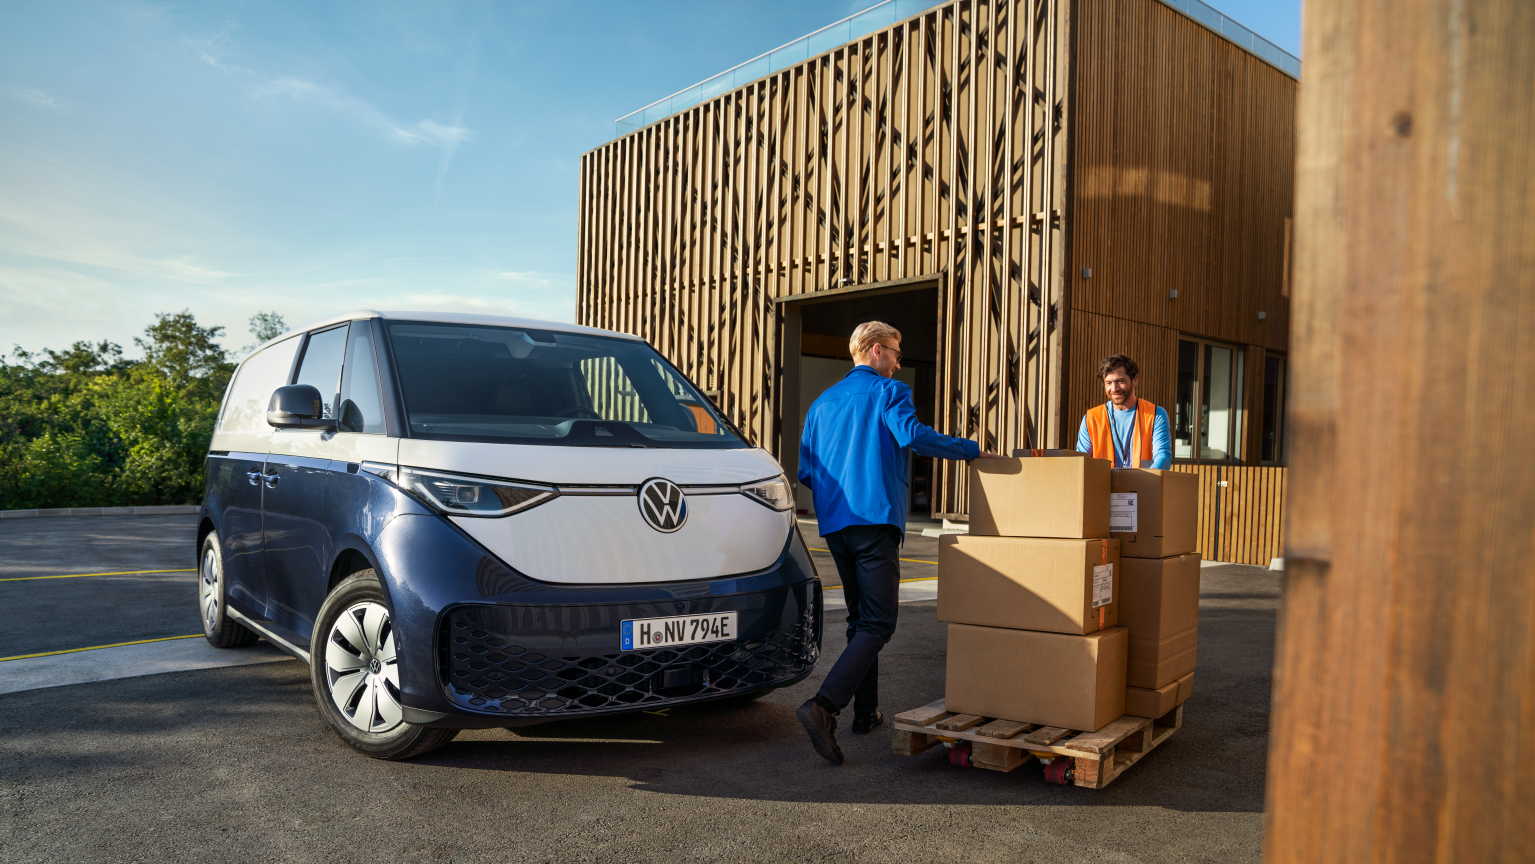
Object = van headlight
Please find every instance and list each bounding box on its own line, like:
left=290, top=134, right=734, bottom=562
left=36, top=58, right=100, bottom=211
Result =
left=740, top=475, right=793, bottom=511
left=397, top=466, right=558, bottom=517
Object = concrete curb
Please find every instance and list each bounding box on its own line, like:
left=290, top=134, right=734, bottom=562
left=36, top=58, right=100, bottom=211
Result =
left=0, top=505, right=200, bottom=520
left=0, top=638, right=291, bottom=696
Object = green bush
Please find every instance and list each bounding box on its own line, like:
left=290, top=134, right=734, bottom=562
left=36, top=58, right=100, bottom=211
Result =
left=0, top=311, right=245, bottom=510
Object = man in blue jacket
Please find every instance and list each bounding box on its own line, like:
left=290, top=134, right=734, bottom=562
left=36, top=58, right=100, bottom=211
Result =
left=795, top=321, right=997, bottom=765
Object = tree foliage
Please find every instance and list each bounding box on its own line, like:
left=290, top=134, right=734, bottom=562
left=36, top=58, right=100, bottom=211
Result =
left=242, top=311, right=288, bottom=355
left=0, top=310, right=274, bottom=509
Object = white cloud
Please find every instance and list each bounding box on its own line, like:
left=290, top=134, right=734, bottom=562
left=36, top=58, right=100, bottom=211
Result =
left=399, top=293, right=532, bottom=318
left=412, top=119, right=471, bottom=149
left=184, top=21, right=470, bottom=185
left=0, top=173, right=237, bottom=290
left=184, top=21, right=254, bottom=76
left=255, top=76, right=471, bottom=150
left=2, top=84, right=63, bottom=110
left=498, top=270, right=572, bottom=289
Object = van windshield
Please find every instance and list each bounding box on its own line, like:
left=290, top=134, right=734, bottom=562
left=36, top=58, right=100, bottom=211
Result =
left=385, top=321, right=745, bottom=449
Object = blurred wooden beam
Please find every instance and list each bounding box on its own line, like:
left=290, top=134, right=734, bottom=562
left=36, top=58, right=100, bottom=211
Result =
left=1265, top=0, right=1535, bottom=861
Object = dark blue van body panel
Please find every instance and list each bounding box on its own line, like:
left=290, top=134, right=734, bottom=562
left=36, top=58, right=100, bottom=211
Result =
left=202, top=452, right=271, bottom=621
left=202, top=460, right=821, bottom=729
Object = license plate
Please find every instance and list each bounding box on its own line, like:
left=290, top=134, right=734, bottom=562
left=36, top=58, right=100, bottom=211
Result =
left=621, top=612, right=737, bottom=650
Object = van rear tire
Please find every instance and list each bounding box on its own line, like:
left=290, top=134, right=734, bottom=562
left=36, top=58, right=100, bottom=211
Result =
left=199, top=534, right=259, bottom=649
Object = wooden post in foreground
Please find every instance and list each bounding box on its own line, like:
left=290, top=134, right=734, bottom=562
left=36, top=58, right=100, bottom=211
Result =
left=1264, top=0, right=1535, bottom=861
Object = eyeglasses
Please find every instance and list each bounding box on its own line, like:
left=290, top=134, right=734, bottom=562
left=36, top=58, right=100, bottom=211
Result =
left=875, top=343, right=902, bottom=361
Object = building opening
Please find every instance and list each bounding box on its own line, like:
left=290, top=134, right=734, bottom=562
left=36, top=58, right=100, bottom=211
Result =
left=780, top=281, right=940, bottom=520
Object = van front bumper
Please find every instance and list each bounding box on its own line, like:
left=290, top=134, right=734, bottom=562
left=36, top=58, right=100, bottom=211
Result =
left=373, top=513, right=823, bottom=728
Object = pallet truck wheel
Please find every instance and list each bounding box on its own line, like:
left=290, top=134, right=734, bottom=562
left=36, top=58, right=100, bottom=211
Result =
left=949, top=741, right=972, bottom=767
left=1043, top=758, right=1074, bottom=785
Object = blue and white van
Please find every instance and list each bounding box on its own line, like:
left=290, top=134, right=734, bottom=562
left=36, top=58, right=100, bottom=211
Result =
left=198, top=311, right=822, bottom=758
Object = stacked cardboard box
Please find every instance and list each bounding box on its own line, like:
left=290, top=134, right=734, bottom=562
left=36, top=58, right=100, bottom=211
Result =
left=940, top=454, right=1127, bottom=732
left=1109, top=469, right=1201, bottom=717
left=939, top=458, right=1205, bottom=731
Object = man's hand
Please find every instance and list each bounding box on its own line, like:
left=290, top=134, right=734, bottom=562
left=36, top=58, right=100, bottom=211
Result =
left=975, top=451, right=1006, bottom=459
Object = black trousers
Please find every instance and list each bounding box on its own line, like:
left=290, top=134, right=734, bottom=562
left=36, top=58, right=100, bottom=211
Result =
left=816, top=523, right=901, bottom=714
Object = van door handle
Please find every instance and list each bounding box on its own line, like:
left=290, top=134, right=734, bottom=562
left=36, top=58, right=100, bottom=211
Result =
left=246, top=470, right=262, bottom=486
left=263, top=471, right=280, bottom=488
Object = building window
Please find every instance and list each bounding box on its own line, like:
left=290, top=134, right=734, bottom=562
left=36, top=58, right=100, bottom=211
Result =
left=1173, top=337, right=1245, bottom=462
left=1261, top=354, right=1286, bottom=464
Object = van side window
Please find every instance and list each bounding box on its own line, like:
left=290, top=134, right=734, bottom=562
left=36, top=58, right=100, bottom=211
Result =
left=337, top=322, right=386, bottom=434
left=220, top=335, right=301, bottom=433
left=293, top=325, right=349, bottom=419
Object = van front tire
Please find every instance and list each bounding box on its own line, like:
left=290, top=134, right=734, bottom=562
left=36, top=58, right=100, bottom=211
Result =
left=310, top=570, right=458, bottom=760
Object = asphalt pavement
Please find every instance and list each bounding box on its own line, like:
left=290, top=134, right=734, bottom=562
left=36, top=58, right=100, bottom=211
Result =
left=0, top=514, right=1276, bottom=863
left=0, top=515, right=202, bottom=657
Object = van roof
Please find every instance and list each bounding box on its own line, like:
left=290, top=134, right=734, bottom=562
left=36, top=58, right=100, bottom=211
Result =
left=249, top=310, right=640, bottom=358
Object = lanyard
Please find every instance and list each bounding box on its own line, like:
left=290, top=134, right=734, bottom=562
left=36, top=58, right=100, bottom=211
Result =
left=1107, top=402, right=1135, bottom=467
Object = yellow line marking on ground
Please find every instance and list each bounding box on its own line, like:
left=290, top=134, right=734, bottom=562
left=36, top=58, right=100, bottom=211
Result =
left=808, top=548, right=938, bottom=565
left=0, top=568, right=197, bottom=583
left=0, top=633, right=203, bottom=662
left=823, top=576, right=937, bottom=591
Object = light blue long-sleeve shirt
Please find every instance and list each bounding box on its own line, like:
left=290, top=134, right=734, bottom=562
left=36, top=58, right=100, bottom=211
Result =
left=1076, top=401, right=1174, bottom=469
left=798, top=366, right=980, bottom=537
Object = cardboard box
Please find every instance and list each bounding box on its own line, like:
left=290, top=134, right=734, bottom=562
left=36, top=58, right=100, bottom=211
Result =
left=1120, top=553, right=1201, bottom=688
left=1124, top=671, right=1195, bottom=719
left=1009, top=449, right=1088, bottom=458
left=1129, top=629, right=1198, bottom=690
left=937, top=535, right=1121, bottom=635
left=945, top=624, right=1128, bottom=732
left=1109, top=469, right=1199, bottom=558
left=969, top=456, right=1111, bottom=539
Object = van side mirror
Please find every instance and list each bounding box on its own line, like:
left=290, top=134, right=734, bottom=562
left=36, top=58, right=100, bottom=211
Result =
left=267, top=384, right=336, bottom=429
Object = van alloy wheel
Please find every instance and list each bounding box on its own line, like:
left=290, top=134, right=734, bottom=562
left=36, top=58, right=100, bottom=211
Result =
left=324, top=602, right=403, bottom=733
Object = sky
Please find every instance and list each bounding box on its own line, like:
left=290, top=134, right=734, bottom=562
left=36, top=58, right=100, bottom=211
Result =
left=0, top=0, right=1301, bottom=359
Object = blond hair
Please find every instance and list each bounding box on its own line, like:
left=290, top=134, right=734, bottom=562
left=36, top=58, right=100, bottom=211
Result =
left=849, top=321, right=902, bottom=361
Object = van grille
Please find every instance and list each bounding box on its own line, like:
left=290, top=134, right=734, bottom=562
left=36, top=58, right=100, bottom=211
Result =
left=438, top=597, right=818, bottom=717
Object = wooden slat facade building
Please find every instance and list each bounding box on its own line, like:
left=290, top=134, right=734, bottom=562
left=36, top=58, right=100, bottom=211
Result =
left=577, top=0, right=1296, bottom=564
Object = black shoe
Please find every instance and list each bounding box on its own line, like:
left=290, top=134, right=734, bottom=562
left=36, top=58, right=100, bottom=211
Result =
left=851, top=710, right=883, bottom=734
left=796, top=699, right=844, bottom=765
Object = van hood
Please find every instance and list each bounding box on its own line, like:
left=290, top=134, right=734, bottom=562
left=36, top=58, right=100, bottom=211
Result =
left=396, top=439, right=794, bottom=584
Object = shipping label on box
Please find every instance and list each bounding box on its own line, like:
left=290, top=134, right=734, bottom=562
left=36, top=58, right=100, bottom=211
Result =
left=1092, top=563, right=1114, bottom=608
left=1110, top=469, right=1198, bottom=558
left=1110, top=492, right=1138, bottom=533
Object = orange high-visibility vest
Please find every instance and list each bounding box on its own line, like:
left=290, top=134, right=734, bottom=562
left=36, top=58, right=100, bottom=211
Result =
left=1084, top=400, right=1158, bottom=466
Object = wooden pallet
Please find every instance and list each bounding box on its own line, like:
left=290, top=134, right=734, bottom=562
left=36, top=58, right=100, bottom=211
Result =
left=891, top=699, right=1184, bottom=789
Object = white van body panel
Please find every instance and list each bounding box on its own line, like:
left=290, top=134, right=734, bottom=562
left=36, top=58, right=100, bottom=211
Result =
left=400, top=439, right=792, bottom=583
left=452, top=493, right=793, bottom=584
left=397, top=439, right=782, bottom=487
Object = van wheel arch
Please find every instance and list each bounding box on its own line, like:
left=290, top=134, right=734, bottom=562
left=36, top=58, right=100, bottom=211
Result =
left=196, top=518, right=217, bottom=556
left=329, top=547, right=378, bottom=596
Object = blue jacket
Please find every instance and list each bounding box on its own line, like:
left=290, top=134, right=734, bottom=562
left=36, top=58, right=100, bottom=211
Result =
left=798, top=366, right=980, bottom=537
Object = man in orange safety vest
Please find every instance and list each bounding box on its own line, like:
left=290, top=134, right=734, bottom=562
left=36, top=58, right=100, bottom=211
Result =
left=1076, top=354, right=1172, bottom=468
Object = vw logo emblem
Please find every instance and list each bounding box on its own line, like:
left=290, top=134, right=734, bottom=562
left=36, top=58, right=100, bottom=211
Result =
left=638, top=478, right=687, bottom=533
